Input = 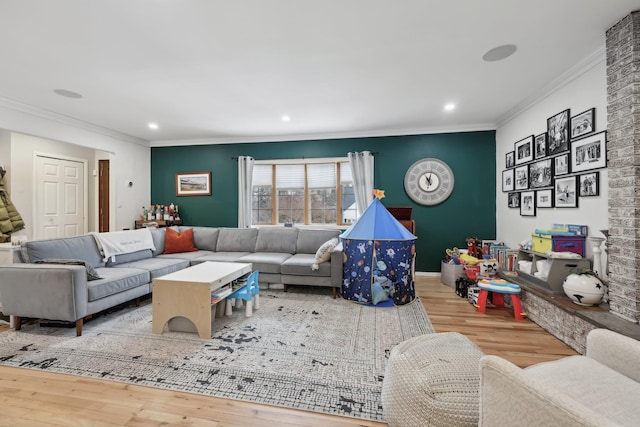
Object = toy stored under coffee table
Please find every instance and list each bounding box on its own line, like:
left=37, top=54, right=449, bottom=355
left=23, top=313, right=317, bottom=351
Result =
left=152, top=261, right=252, bottom=338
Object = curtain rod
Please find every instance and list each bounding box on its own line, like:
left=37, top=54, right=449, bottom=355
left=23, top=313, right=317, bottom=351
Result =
left=231, top=152, right=378, bottom=161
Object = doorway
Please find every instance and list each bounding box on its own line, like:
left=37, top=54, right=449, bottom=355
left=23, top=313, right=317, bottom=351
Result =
left=98, top=159, right=110, bottom=232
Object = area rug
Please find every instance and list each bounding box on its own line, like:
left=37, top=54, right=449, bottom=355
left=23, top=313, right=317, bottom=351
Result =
left=0, top=288, right=434, bottom=421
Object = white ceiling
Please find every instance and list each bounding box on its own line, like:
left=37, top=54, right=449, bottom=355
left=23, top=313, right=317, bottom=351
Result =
left=0, top=1, right=637, bottom=146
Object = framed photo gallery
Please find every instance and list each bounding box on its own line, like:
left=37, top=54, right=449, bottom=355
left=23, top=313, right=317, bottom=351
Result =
left=502, top=107, right=606, bottom=216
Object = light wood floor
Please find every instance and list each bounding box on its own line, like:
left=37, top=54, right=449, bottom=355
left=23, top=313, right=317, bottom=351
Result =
left=0, top=277, right=576, bottom=426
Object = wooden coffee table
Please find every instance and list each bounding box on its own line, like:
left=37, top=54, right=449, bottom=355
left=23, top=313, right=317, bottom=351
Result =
left=152, top=261, right=252, bottom=339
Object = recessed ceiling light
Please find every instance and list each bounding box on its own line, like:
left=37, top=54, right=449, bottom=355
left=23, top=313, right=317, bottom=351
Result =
left=444, top=103, right=456, bottom=111
left=53, top=89, right=83, bottom=99
left=282, top=115, right=291, bottom=122
left=482, top=44, right=517, bottom=62
left=148, top=123, right=159, bottom=130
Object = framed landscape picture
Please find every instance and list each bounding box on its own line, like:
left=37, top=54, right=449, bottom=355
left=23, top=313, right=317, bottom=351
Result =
left=502, top=169, right=514, bottom=192
left=176, top=171, right=212, bottom=196
left=554, top=153, right=570, bottom=176
left=505, top=151, right=515, bottom=168
left=507, top=192, right=520, bottom=208
left=529, top=158, right=553, bottom=188
left=515, top=165, right=529, bottom=190
left=534, top=133, right=547, bottom=159
left=579, top=172, right=599, bottom=197
left=536, top=189, right=554, bottom=208
left=570, top=108, right=595, bottom=139
left=520, top=191, right=536, bottom=217
left=555, top=176, right=578, bottom=208
left=548, top=109, right=570, bottom=155
left=515, top=135, right=534, bottom=165
left=571, top=130, right=607, bottom=173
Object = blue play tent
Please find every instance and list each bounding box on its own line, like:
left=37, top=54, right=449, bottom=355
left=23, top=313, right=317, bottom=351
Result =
left=340, top=198, right=417, bottom=305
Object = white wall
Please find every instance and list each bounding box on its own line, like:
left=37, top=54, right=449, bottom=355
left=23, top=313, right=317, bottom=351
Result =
left=496, top=60, right=608, bottom=260
left=0, top=104, right=150, bottom=235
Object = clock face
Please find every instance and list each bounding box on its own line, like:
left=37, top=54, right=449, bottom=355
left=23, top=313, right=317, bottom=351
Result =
left=404, top=158, right=455, bottom=205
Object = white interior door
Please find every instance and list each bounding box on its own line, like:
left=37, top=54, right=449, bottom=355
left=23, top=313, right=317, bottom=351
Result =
left=35, top=155, right=85, bottom=239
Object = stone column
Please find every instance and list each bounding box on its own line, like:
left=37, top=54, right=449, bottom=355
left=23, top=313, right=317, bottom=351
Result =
left=606, top=10, right=640, bottom=323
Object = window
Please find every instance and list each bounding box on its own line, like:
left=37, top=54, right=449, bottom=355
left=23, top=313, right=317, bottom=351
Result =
left=251, top=158, right=353, bottom=226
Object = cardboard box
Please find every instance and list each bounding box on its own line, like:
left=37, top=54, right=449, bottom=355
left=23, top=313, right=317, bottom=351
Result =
left=441, top=260, right=464, bottom=288
left=552, top=223, right=588, bottom=236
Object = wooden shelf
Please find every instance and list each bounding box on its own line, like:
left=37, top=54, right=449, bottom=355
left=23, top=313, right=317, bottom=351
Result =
left=135, top=219, right=182, bottom=229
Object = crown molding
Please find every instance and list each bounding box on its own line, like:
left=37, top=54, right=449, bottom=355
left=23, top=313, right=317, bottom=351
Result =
left=0, top=95, right=149, bottom=147
left=495, top=46, right=605, bottom=128
left=149, top=122, right=496, bottom=147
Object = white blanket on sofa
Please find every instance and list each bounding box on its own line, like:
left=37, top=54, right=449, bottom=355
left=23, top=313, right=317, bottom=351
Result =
left=91, top=229, right=156, bottom=262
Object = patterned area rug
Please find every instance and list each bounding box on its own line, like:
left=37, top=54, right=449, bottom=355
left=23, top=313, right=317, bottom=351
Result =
left=0, top=288, right=433, bottom=421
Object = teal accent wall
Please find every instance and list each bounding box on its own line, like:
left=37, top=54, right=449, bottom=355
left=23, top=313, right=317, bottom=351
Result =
left=151, top=131, right=496, bottom=272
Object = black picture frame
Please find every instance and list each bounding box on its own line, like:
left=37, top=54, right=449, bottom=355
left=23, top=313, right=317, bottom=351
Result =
left=514, top=165, right=529, bottom=190
left=571, top=130, right=607, bottom=173
left=502, top=169, right=514, bottom=192
left=536, top=189, right=554, bottom=208
left=534, top=132, right=548, bottom=159
left=507, top=192, right=520, bottom=208
left=529, top=158, right=553, bottom=188
left=520, top=191, right=536, bottom=217
left=579, top=172, right=599, bottom=197
left=505, top=151, right=515, bottom=168
left=514, top=135, right=534, bottom=165
left=555, top=176, right=578, bottom=208
left=570, top=108, right=595, bottom=139
left=554, top=153, right=570, bottom=176
left=547, top=109, right=570, bottom=155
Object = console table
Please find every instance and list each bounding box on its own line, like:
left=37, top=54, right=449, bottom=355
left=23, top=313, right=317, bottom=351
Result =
left=135, top=219, right=182, bottom=229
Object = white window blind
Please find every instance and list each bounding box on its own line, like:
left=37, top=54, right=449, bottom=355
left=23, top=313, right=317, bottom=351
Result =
left=276, top=164, right=305, bottom=187
left=340, top=161, right=352, bottom=184
left=308, top=163, right=336, bottom=188
left=253, top=164, right=272, bottom=186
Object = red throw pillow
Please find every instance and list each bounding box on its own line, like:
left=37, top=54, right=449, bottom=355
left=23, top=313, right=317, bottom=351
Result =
left=164, top=227, right=198, bottom=254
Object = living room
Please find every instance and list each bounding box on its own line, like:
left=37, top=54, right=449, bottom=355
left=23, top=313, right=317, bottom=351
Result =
left=1, top=2, right=639, bottom=426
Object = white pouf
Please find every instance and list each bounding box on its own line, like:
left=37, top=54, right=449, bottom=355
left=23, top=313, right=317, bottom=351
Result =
left=381, top=332, right=484, bottom=427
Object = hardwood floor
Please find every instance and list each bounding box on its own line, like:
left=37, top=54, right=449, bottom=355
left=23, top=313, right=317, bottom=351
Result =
left=0, top=276, right=576, bottom=426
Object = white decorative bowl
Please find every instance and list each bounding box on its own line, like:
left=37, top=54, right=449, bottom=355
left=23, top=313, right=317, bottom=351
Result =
left=562, top=273, right=605, bottom=306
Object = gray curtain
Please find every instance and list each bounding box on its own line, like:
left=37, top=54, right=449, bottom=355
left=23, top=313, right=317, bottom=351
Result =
left=348, top=151, right=374, bottom=217
left=237, top=156, right=255, bottom=228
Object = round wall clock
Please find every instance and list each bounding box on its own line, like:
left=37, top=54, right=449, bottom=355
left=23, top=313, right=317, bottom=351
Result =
left=404, top=158, right=455, bottom=206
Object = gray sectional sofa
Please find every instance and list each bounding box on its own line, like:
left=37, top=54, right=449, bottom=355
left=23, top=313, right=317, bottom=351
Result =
left=0, top=226, right=343, bottom=336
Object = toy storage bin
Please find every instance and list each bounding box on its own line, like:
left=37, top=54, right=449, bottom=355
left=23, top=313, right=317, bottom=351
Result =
left=531, top=232, right=585, bottom=257
left=441, top=261, right=464, bottom=288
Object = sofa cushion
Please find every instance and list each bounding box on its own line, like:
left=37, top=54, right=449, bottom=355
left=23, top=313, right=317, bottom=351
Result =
left=182, top=226, right=219, bottom=251
left=526, top=355, right=640, bottom=426
left=111, top=257, right=189, bottom=279
left=21, top=235, right=105, bottom=268
left=216, top=228, right=258, bottom=252
left=164, top=227, right=198, bottom=254
left=88, top=267, right=150, bottom=301
left=195, top=252, right=252, bottom=263
left=282, top=253, right=332, bottom=276
left=236, top=252, right=293, bottom=274
left=255, top=228, right=298, bottom=253
left=149, top=227, right=170, bottom=256
left=106, top=249, right=153, bottom=266
left=157, top=250, right=215, bottom=263
left=295, top=229, right=341, bottom=254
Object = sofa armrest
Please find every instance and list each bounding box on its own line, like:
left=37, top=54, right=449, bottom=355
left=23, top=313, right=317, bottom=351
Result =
left=587, top=328, right=640, bottom=382
left=479, top=355, right=612, bottom=427
left=0, top=264, right=88, bottom=322
left=330, top=249, right=343, bottom=288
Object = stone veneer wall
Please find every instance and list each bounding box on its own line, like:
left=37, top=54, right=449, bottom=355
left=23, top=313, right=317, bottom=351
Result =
left=606, top=10, right=640, bottom=323
left=520, top=290, right=595, bottom=354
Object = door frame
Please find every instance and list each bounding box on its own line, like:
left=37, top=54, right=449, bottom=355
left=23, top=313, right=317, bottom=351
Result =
left=33, top=152, right=89, bottom=240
